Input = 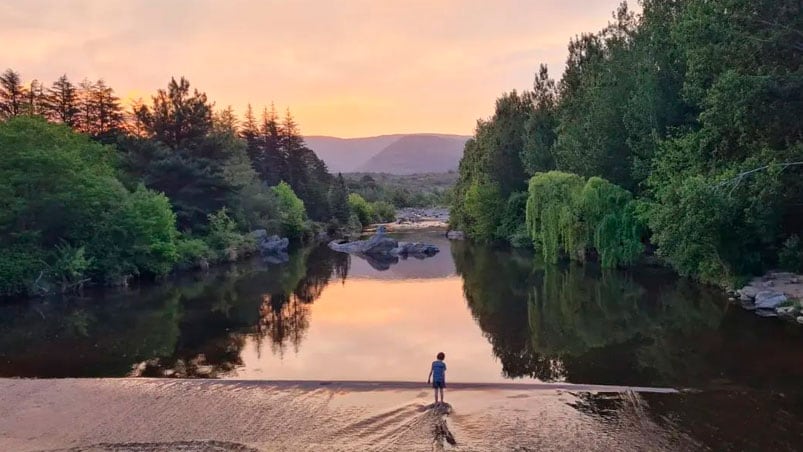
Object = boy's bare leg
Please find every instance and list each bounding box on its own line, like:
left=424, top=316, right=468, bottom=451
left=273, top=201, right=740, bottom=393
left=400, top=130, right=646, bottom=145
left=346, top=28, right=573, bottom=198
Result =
left=434, top=387, right=439, bottom=404
left=439, top=387, right=445, bottom=403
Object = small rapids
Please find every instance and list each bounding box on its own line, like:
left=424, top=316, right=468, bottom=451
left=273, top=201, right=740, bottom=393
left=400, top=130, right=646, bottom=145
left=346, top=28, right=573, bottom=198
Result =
left=0, top=379, right=701, bottom=452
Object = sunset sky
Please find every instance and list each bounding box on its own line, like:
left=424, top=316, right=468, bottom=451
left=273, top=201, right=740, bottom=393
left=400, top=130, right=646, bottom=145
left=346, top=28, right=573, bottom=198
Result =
left=2, top=0, right=626, bottom=137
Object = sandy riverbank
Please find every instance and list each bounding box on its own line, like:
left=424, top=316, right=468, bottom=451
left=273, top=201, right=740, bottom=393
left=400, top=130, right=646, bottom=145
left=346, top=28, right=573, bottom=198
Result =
left=0, top=379, right=692, bottom=452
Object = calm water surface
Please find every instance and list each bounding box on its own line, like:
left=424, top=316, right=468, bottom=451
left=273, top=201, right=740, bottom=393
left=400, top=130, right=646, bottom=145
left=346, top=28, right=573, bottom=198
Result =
left=2, top=231, right=803, bottom=449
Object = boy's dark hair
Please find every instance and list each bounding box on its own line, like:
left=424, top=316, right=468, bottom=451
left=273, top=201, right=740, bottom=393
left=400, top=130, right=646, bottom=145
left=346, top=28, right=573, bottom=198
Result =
left=436, top=352, right=445, bottom=360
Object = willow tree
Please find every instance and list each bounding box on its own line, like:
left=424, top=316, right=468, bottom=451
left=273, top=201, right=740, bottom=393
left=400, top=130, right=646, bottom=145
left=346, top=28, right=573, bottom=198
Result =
left=525, top=171, right=643, bottom=267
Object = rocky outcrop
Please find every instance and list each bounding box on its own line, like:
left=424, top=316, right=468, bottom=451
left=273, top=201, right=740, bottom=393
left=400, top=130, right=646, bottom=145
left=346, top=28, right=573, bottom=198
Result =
left=250, top=229, right=290, bottom=263
left=446, top=230, right=465, bottom=240
left=736, top=271, right=802, bottom=323
left=328, top=226, right=440, bottom=265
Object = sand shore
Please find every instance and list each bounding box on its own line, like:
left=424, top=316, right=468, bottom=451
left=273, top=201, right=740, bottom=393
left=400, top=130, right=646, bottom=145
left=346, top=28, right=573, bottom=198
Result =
left=0, top=379, right=692, bottom=452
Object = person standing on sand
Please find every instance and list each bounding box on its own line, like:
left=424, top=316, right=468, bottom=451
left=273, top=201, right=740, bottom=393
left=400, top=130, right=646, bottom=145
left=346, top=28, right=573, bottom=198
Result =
left=427, top=352, right=447, bottom=404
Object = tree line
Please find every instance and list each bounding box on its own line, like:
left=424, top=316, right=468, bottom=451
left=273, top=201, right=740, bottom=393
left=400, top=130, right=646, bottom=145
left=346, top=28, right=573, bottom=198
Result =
left=451, top=0, right=802, bottom=286
left=0, top=70, right=359, bottom=297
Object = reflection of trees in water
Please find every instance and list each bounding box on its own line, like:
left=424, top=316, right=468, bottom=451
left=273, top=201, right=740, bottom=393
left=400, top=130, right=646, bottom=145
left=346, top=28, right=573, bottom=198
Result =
left=0, top=244, right=349, bottom=378
left=254, top=245, right=349, bottom=356
left=453, top=241, right=727, bottom=386
left=257, top=292, right=310, bottom=356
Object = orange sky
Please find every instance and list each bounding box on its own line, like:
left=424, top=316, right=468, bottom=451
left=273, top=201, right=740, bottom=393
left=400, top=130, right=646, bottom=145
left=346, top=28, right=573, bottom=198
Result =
left=1, top=0, right=627, bottom=137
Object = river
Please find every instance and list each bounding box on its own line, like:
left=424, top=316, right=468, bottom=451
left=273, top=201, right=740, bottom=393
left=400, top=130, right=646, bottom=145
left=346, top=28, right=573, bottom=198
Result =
left=1, top=231, right=802, bottom=450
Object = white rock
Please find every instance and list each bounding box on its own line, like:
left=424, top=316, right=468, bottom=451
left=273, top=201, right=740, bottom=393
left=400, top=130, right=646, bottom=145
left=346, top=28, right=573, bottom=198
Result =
left=754, top=290, right=787, bottom=309
left=776, top=306, right=797, bottom=316
left=797, top=316, right=803, bottom=325
left=738, top=286, right=759, bottom=299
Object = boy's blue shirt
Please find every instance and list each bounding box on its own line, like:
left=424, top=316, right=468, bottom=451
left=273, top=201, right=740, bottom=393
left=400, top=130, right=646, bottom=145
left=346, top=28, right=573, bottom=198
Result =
left=431, top=360, right=446, bottom=381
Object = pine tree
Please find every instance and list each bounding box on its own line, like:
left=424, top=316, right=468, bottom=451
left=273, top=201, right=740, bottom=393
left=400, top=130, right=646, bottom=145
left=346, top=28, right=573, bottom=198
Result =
left=45, top=75, right=79, bottom=126
left=135, top=77, right=212, bottom=150
left=329, top=173, right=351, bottom=223
left=259, top=104, right=285, bottom=186
left=240, top=104, right=261, bottom=168
left=90, top=79, right=123, bottom=140
left=0, top=69, right=27, bottom=119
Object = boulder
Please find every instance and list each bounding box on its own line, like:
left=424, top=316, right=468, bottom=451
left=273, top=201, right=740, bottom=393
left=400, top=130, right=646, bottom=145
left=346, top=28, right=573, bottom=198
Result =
left=328, top=226, right=439, bottom=262
left=251, top=230, right=289, bottom=255
left=755, top=309, right=778, bottom=318
left=446, top=230, right=465, bottom=240
left=754, top=290, right=787, bottom=309
left=737, top=286, right=759, bottom=300
left=392, top=242, right=440, bottom=258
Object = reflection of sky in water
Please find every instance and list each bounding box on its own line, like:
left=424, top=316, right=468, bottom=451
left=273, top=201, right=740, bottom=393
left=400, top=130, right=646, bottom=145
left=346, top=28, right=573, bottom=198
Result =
left=236, top=277, right=511, bottom=382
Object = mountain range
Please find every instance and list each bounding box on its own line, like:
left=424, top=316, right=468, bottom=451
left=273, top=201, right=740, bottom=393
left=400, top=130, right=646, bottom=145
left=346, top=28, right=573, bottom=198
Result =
left=305, top=133, right=469, bottom=174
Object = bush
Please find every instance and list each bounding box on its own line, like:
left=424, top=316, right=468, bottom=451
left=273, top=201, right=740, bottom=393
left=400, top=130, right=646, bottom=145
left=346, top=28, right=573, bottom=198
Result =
left=272, top=181, right=308, bottom=239
left=205, top=208, right=256, bottom=262
left=348, top=193, right=375, bottom=227
left=175, top=237, right=213, bottom=269
left=463, top=182, right=503, bottom=243
left=779, top=235, right=803, bottom=273
left=0, top=117, right=182, bottom=294
left=371, top=201, right=396, bottom=223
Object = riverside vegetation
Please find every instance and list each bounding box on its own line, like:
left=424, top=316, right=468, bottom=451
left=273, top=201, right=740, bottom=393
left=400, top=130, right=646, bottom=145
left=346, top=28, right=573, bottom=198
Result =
left=0, top=73, right=394, bottom=297
left=451, top=0, right=803, bottom=291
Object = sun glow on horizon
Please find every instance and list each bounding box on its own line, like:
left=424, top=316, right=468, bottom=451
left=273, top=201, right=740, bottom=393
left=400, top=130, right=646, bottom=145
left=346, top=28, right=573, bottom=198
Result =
left=1, top=0, right=627, bottom=137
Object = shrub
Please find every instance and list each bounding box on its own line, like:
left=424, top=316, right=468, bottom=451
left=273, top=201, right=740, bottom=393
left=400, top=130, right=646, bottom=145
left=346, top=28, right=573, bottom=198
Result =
left=348, top=193, right=375, bottom=227
left=272, top=181, right=308, bottom=239
left=371, top=201, right=396, bottom=223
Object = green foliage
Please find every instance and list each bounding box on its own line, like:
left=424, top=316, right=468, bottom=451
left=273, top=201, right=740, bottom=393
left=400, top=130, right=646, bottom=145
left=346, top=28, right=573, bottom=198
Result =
left=348, top=193, right=375, bottom=227
left=273, top=182, right=308, bottom=239
left=779, top=235, right=803, bottom=273
left=526, top=171, right=643, bottom=267
left=371, top=201, right=396, bottom=223
left=344, top=172, right=456, bottom=208
left=175, top=237, right=212, bottom=269
left=497, top=191, right=529, bottom=247
left=452, top=0, right=803, bottom=284
left=329, top=173, right=351, bottom=223
left=0, top=117, right=180, bottom=295
left=463, top=182, right=503, bottom=243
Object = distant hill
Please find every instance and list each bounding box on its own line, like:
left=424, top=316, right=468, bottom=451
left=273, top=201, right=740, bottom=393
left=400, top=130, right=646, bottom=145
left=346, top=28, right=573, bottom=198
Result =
left=357, top=135, right=468, bottom=174
left=304, top=133, right=469, bottom=174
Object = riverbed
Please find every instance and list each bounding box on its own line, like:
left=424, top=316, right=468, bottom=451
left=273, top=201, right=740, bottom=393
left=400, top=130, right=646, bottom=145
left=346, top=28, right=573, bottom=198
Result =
left=1, top=231, right=802, bottom=450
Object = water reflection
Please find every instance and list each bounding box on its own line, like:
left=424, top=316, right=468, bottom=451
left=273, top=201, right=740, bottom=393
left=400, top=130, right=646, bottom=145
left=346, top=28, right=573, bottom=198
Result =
left=453, top=241, right=803, bottom=389
left=1, top=235, right=801, bottom=390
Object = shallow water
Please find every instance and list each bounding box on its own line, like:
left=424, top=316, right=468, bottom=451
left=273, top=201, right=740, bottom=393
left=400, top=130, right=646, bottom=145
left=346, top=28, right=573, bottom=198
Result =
left=2, top=231, right=803, bottom=450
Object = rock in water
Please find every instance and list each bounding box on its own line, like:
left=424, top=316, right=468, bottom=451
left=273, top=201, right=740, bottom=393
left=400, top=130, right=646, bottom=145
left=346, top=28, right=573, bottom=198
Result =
left=328, top=226, right=439, bottom=261
left=754, top=290, right=787, bottom=309
left=446, top=230, right=465, bottom=240
left=251, top=229, right=290, bottom=255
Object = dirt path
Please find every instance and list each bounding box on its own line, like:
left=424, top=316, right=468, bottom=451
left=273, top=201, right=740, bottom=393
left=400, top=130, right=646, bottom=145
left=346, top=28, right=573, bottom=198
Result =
left=0, top=379, right=693, bottom=452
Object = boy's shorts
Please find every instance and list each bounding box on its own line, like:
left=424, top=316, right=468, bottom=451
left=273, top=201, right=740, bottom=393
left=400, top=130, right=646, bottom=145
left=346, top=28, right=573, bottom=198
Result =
left=432, top=380, right=445, bottom=389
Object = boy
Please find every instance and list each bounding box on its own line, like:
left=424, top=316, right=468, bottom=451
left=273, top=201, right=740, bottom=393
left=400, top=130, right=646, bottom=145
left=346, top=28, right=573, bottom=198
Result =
left=427, top=352, right=447, bottom=404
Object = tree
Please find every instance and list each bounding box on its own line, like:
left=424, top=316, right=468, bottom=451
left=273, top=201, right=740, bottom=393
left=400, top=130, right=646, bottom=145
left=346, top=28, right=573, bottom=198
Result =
left=0, top=69, right=26, bottom=119
left=45, top=75, right=80, bottom=126
left=329, top=173, right=351, bottom=224
left=272, top=181, right=307, bottom=239
left=135, top=77, right=212, bottom=150
left=0, top=117, right=179, bottom=295
left=521, top=65, right=558, bottom=175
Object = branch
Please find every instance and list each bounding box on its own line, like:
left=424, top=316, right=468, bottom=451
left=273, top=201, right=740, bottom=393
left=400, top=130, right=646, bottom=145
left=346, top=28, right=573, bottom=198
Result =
left=717, top=161, right=803, bottom=194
